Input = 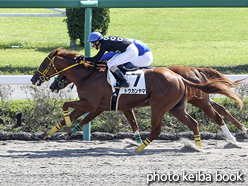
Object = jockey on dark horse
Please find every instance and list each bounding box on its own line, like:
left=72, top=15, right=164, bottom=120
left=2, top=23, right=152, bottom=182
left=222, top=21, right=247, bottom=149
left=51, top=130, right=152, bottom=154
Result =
left=75, top=31, right=153, bottom=88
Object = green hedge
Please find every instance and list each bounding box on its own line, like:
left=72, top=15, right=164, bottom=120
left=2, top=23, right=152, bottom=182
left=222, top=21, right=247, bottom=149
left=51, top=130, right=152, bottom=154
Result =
left=0, top=85, right=247, bottom=134
left=64, top=8, right=110, bottom=47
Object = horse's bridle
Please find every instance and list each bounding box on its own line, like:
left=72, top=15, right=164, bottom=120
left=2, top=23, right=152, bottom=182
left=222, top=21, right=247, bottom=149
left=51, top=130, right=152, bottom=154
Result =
left=36, top=55, right=94, bottom=82
left=55, top=75, right=70, bottom=88
left=37, top=56, right=59, bottom=82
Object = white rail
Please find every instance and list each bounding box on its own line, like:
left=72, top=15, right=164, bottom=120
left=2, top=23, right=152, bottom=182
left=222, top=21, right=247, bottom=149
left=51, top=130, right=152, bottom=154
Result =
left=0, top=75, right=53, bottom=85
left=0, top=75, right=247, bottom=85
left=0, top=75, right=247, bottom=100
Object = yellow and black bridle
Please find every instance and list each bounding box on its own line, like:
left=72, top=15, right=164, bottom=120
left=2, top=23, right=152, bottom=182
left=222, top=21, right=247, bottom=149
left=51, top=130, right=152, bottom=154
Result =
left=36, top=55, right=95, bottom=82
left=37, top=56, right=58, bottom=82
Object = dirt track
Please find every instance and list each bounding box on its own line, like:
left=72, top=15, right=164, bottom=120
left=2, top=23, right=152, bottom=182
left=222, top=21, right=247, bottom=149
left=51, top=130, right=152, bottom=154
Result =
left=0, top=138, right=247, bottom=186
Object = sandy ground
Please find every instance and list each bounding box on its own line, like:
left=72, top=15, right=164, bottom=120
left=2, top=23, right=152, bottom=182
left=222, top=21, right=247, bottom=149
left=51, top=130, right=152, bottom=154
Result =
left=0, top=138, right=247, bottom=186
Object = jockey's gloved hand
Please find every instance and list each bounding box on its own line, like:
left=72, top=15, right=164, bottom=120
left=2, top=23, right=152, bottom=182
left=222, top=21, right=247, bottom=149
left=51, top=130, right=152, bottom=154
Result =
left=76, top=56, right=85, bottom=63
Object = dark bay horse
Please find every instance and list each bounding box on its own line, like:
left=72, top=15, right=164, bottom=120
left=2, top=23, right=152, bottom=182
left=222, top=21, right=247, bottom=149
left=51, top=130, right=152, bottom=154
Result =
left=31, top=48, right=242, bottom=152
left=49, top=65, right=247, bottom=143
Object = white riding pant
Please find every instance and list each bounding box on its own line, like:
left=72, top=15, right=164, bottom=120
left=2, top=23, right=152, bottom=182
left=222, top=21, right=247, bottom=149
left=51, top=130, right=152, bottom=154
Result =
left=130, top=51, right=153, bottom=67
left=107, top=43, right=138, bottom=70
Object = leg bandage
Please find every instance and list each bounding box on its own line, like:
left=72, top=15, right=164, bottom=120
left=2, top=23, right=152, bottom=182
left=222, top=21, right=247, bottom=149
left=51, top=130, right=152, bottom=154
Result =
left=194, top=134, right=202, bottom=149
left=48, top=123, right=63, bottom=136
left=71, top=124, right=82, bottom=136
left=135, top=138, right=151, bottom=152
left=64, top=110, right=72, bottom=127
left=220, top=124, right=236, bottom=143
left=242, top=126, right=247, bottom=133
left=135, top=133, right=142, bottom=144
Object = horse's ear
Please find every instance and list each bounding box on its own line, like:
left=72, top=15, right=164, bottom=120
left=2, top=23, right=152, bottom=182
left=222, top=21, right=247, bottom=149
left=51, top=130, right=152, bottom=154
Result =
left=50, top=48, right=60, bottom=57
left=54, top=48, right=61, bottom=56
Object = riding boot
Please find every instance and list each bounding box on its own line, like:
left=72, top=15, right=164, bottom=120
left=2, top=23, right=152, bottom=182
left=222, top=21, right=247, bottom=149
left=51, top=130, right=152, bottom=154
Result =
left=113, top=69, right=129, bottom=88
left=112, top=71, right=120, bottom=87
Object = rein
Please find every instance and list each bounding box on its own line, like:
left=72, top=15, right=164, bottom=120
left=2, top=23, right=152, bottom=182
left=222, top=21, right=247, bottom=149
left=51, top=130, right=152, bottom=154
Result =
left=70, top=63, right=80, bottom=89
left=37, top=55, right=95, bottom=82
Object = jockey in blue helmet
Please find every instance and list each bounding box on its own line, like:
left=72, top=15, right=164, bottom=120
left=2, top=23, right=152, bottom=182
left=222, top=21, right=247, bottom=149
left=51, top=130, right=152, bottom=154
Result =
left=76, top=31, right=139, bottom=88
left=87, top=31, right=104, bottom=49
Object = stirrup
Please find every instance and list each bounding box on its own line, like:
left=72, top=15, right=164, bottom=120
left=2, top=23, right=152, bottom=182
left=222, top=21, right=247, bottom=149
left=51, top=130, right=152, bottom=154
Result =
left=114, top=81, right=129, bottom=89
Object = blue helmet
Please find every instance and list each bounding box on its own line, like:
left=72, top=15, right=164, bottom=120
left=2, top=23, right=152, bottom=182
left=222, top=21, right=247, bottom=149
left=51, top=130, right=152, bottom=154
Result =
left=87, top=31, right=104, bottom=42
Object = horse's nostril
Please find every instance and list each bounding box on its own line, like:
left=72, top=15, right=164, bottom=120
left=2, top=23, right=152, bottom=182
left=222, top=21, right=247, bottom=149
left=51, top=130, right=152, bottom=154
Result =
left=30, top=78, right=36, bottom=85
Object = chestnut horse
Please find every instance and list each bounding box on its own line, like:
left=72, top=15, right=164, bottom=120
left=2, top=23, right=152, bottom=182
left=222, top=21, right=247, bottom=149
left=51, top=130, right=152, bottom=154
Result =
left=31, top=49, right=242, bottom=152
left=49, top=66, right=246, bottom=143
left=49, top=67, right=246, bottom=143
left=167, top=66, right=247, bottom=133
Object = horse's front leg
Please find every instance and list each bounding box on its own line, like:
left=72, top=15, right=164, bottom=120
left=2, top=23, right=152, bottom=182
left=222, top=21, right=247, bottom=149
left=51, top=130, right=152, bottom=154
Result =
left=62, top=99, right=98, bottom=131
left=68, top=110, right=103, bottom=138
left=36, top=109, right=86, bottom=140
left=122, top=109, right=142, bottom=144
left=61, top=109, right=87, bottom=139
left=62, top=99, right=99, bottom=113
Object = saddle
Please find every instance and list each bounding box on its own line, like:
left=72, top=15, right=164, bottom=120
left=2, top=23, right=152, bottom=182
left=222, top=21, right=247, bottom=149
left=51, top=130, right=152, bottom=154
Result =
left=117, top=62, right=139, bottom=72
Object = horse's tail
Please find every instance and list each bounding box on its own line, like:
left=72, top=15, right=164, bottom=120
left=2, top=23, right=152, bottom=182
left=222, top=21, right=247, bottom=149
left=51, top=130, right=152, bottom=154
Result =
left=182, top=77, right=243, bottom=109
left=196, top=67, right=245, bottom=87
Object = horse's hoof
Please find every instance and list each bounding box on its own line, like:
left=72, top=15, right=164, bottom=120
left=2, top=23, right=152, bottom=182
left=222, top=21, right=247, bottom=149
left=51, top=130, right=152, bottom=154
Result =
left=224, top=142, right=241, bottom=149
left=36, top=135, right=44, bottom=140
left=241, top=126, right=247, bottom=134
left=57, top=135, right=66, bottom=140
left=135, top=147, right=144, bottom=153
left=67, top=131, right=73, bottom=139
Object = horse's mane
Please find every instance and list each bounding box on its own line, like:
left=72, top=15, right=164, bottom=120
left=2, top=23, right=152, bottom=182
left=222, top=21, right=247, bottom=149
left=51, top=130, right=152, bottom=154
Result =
left=53, top=48, right=107, bottom=71
left=55, top=48, right=79, bottom=60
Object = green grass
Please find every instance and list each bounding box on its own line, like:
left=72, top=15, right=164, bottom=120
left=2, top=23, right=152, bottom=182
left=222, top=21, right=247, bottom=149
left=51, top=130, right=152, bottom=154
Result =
left=108, top=8, right=248, bottom=73
left=0, top=8, right=248, bottom=74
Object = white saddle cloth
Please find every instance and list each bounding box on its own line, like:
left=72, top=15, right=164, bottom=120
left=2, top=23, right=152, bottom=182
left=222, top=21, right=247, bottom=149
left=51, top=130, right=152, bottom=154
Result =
left=108, top=69, right=146, bottom=94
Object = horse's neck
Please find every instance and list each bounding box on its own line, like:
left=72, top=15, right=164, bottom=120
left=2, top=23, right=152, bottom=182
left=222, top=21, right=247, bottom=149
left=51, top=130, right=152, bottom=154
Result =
left=64, top=66, right=102, bottom=85
left=57, top=56, right=107, bottom=85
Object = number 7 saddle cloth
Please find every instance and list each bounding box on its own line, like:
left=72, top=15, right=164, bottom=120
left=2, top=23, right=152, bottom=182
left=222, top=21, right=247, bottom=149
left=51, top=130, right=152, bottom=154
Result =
left=107, top=69, right=146, bottom=111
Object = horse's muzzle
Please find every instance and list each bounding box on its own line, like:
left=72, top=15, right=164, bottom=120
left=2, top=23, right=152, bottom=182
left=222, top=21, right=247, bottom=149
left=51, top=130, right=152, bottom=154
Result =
left=49, top=84, right=59, bottom=93
left=30, top=76, right=42, bottom=86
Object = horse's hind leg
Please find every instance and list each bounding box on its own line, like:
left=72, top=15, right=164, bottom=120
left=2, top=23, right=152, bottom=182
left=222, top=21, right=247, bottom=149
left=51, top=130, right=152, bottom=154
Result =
left=135, top=103, right=174, bottom=152
left=169, top=108, right=202, bottom=149
left=210, top=99, right=247, bottom=133
left=189, top=97, right=237, bottom=143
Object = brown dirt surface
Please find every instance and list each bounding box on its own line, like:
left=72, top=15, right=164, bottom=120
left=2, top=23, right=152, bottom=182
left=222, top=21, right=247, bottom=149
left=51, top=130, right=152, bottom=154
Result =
left=0, top=138, right=247, bottom=186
